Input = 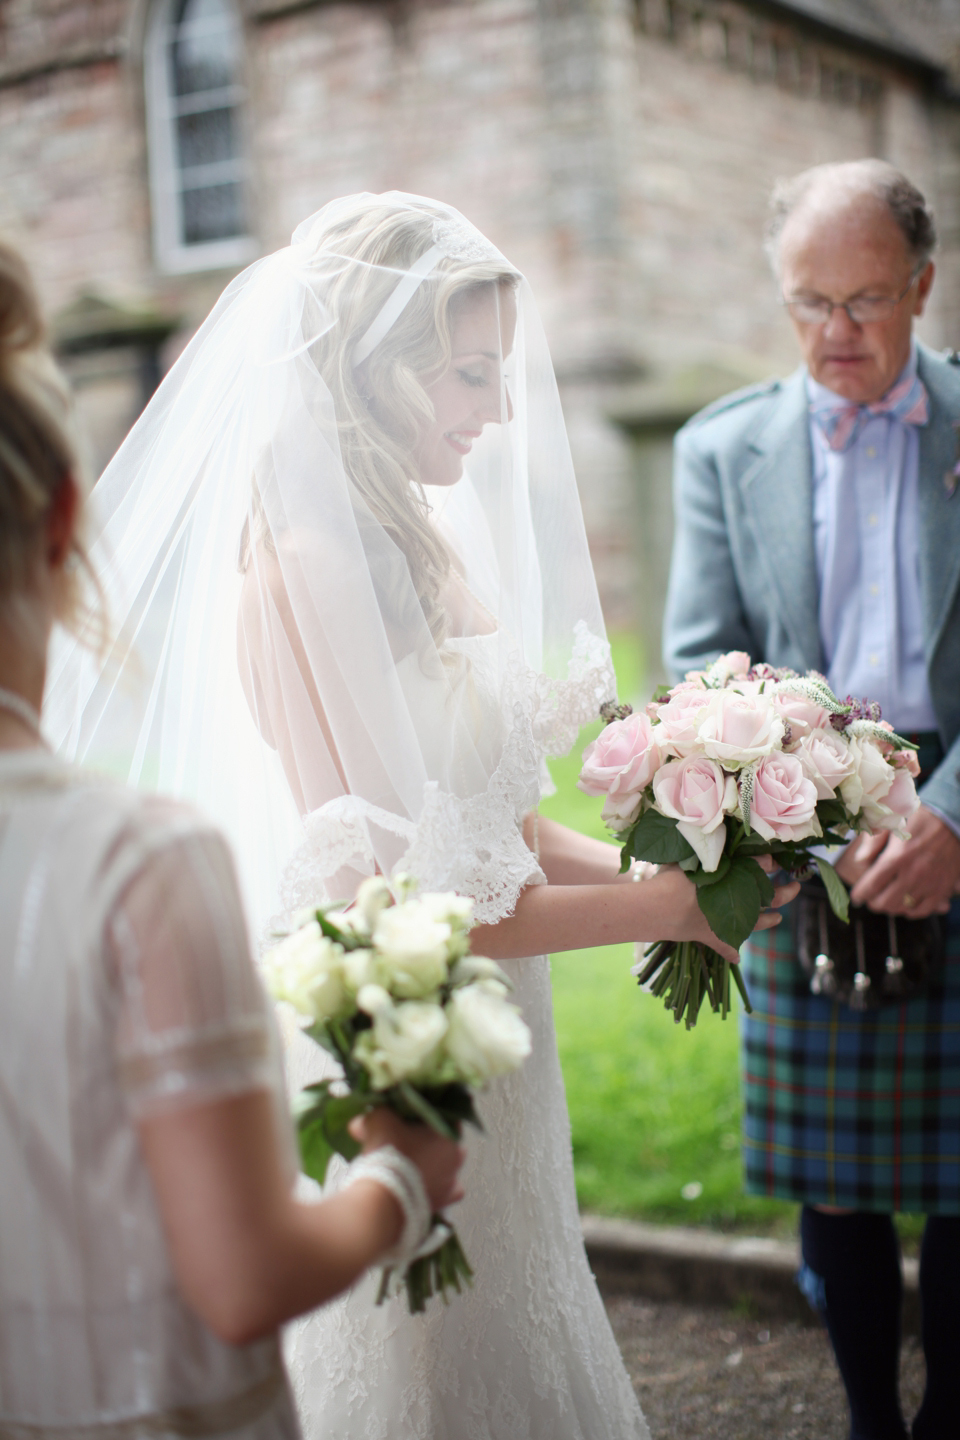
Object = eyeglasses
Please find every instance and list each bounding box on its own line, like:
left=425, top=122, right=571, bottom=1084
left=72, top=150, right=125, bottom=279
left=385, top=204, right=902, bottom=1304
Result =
left=782, top=268, right=923, bottom=326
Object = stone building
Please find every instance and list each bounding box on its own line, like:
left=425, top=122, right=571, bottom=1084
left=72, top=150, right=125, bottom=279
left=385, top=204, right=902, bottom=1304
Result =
left=1, top=0, right=958, bottom=663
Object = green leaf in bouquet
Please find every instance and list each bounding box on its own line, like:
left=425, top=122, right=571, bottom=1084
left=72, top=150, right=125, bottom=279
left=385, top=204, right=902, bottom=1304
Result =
left=298, top=1108, right=336, bottom=1185
left=421, top=1082, right=482, bottom=1133
left=305, top=1020, right=348, bottom=1064
left=623, top=809, right=696, bottom=865
left=306, top=1016, right=368, bottom=1077
left=689, top=852, right=732, bottom=888
left=748, top=857, right=776, bottom=908
left=396, top=1081, right=460, bottom=1140
left=294, top=1084, right=340, bottom=1180
left=650, top=683, right=672, bottom=702
left=816, top=798, right=849, bottom=831
left=314, top=909, right=359, bottom=950
left=815, top=857, right=850, bottom=924
left=321, top=1091, right=370, bottom=1156
left=695, top=856, right=772, bottom=950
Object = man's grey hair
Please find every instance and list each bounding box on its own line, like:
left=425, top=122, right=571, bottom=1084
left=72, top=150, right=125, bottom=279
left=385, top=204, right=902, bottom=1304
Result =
left=765, top=159, right=937, bottom=273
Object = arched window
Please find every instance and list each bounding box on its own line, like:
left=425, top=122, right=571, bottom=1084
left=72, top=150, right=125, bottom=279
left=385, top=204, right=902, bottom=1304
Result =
left=145, top=0, right=255, bottom=273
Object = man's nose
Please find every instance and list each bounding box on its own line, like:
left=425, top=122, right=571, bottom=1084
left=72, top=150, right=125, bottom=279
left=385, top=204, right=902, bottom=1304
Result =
left=822, top=302, right=861, bottom=341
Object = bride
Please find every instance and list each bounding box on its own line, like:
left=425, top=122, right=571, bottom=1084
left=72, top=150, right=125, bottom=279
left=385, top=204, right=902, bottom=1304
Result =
left=47, top=192, right=794, bottom=1438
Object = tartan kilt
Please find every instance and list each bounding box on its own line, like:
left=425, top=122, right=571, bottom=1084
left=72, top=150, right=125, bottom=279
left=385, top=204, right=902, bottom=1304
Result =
left=740, top=899, right=960, bottom=1214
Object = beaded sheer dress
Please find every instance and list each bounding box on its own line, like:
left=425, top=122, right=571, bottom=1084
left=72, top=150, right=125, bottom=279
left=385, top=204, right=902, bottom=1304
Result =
left=0, top=749, right=299, bottom=1436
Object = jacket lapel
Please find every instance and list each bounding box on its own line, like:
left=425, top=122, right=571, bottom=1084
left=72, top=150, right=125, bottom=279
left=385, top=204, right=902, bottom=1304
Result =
left=738, top=369, right=823, bottom=670
left=917, top=345, right=960, bottom=659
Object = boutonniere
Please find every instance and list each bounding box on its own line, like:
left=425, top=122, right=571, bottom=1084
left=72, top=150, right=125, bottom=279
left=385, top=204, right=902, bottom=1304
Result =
left=946, top=422, right=960, bottom=497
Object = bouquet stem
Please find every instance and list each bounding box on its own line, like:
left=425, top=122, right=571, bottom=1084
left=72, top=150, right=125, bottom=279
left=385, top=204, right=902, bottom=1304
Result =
left=634, top=940, right=752, bottom=1029
left=377, top=1223, right=474, bottom=1314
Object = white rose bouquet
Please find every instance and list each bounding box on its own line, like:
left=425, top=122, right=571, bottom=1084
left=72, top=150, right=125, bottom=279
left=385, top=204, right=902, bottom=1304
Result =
left=263, top=875, right=531, bottom=1312
left=579, top=654, right=922, bottom=1028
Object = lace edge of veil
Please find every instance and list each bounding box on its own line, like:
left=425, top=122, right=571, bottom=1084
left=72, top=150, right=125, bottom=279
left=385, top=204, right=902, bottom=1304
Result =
left=269, top=624, right=614, bottom=934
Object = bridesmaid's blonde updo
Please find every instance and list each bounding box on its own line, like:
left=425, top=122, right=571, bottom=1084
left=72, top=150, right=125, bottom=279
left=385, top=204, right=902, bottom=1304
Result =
left=0, top=241, right=98, bottom=636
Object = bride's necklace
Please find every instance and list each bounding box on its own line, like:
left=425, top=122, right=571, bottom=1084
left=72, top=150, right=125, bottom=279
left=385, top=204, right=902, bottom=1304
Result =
left=0, top=686, right=42, bottom=737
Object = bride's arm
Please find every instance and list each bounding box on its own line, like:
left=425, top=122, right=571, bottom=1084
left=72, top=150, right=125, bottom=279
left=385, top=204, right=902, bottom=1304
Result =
left=522, top=813, right=633, bottom=886
left=470, top=863, right=797, bottom=964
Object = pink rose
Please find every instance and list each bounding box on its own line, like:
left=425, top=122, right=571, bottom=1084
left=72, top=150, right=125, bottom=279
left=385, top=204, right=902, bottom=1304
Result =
left=854, top=740, right=919, bottom=837
left=707, top=650, right=752, bottom=685
left=885, top=770, right=920, bottom=835
left=600, top=789, right=645, bottom=831
left=796, top=730, right=858, bottom=800
left=893, top=748, right=921, bottom=779
left=654, top=689, right=712, bottom=757
left=772, top=693, right=832, bottom=744
left=578, top=713, right=662, bottom=801
left=748, top=752, right=820, bottom=843
left=653, top=755, right=739, bottom=871
left=696, top=690, right=784, bottom=767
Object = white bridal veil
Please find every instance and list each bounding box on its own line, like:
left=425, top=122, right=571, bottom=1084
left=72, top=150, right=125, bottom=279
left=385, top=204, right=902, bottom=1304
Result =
left=46, top=193, right=614, bottom=935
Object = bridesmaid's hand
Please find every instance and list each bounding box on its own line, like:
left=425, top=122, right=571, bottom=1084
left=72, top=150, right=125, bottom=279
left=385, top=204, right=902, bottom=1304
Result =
left=349, top=1109, right=466, bottom=1211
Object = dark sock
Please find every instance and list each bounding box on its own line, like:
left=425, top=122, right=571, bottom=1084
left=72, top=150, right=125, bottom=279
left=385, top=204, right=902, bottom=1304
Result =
left=912, top=1216, right=960, bottom=1440
left=799, top=1206, right=907, bottom=1440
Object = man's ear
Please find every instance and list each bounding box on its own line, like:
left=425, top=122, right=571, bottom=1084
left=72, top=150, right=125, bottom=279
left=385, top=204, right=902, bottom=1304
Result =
left=46, top=471, right=80, bottom=568
left=913, top=261, right=935, bottom=317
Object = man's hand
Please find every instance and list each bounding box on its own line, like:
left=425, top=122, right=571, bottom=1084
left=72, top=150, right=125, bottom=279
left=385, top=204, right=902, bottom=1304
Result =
left=844, top=806, right=960, bottom=917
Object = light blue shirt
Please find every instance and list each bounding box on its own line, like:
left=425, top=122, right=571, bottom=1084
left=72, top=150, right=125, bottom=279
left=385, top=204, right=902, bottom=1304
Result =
left=807, top=343, right=938, bottom=734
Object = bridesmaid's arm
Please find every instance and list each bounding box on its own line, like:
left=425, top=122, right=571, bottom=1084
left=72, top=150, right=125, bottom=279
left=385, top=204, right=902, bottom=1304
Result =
left=139, top=1100, right=463, bottom=1347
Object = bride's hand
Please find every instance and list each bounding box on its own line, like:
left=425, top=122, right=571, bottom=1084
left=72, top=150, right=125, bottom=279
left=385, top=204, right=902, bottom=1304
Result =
left=652, top=862, right=800, bottom=965
left=349, top=1109, right=466, bottom=1211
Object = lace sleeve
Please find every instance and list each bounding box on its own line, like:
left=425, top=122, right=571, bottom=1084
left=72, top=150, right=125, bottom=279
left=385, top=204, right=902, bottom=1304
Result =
left=107, top=824, right=280, bottom=1119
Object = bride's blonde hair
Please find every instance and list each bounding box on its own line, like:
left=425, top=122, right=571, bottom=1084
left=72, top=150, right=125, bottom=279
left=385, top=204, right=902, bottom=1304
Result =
left=309, top=196, right=519, bottom=647
left=0, top=241, right=101, bottom=642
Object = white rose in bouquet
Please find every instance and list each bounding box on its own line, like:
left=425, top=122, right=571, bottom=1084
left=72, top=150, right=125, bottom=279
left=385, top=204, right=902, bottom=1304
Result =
left=341, top=946, right=384, bottom=994
left=372, top=902, right=452, bottom=998
left=352, top=874, right=394, bottom=934
left=450, top=954, right=511, bottom=988
left=696, top=690, right=785, bottom=767
left=704, top=650, right=752, bottom=685
left=796, top=729, right=859, bottom=800
left=263, top=922, right=350, bottom=1023
left=773, top=692, right=833, bottom=744
left=601, top=788, right=646, bottom=830
left=417, top=892, right=475, bottom=927
left=445, top=981, right=533, bottom=1085
left=652, top=687, right=711, bottom=757
left=852, top=739, right=919, bottom=836
left=353, top=996, right=449, bottom=1089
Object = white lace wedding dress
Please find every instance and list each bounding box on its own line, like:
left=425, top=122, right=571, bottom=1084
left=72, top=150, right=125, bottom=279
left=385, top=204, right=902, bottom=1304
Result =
left=281, top=634, right=650, bottom=1440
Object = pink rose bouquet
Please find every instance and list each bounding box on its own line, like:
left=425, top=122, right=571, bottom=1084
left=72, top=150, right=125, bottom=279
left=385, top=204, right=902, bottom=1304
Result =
left=578, top=654, right=921, bottom=1028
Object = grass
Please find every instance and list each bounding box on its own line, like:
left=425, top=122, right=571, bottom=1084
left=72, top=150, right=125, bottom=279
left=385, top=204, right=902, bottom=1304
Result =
left=542, top=634, right=926, bottom=1250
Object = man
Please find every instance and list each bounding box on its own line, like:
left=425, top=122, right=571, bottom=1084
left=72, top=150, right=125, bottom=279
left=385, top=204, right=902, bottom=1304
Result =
left=663, top=160, right=960, bottom=1440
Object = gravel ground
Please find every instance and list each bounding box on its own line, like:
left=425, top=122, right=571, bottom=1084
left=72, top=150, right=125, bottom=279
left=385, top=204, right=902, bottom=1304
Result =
left=606, top=1295, right=926, bottom=1440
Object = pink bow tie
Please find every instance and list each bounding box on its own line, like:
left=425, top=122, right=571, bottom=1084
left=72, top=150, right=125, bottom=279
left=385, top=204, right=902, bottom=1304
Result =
left=810, top=371, right=929, bottom=452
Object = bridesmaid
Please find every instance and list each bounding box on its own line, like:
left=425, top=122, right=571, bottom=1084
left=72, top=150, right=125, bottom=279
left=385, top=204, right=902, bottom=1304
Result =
left=0, top=241, right=463, bottom=1437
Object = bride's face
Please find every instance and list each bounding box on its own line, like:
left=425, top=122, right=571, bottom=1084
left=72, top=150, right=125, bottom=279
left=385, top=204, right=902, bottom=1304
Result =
left=417, top=283, right=516, bottom=488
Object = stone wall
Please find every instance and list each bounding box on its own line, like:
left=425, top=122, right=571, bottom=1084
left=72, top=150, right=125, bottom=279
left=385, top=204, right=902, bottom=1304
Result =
left=0, top=0, right=956, bottom=642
